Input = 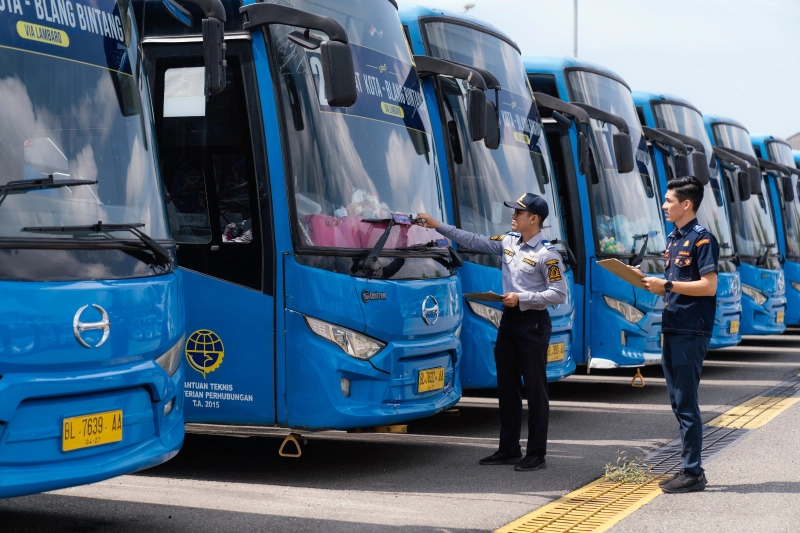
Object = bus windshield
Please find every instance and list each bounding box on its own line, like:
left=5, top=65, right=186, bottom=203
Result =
left=653, top=104, right=735, bottom=257
left=713, top=124, right=779, bottom=261
left=423, top=21, right=565, bottom=247
left=567, top=70, right=666, bottom=258
left=0, top=0, right=167, bottom=241
left=268, top=0, right=445, bottom=251
left=767, top=141, right=800, bottom=258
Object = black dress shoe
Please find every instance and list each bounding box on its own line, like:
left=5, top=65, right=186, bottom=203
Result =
left=514, top=455, right=547, bottom=471
left=479, top=450, right=523, bottom=465
left=660, top=469, right=707, bottom=494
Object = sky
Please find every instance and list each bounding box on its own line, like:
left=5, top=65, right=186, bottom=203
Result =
left=397, top=0, right=800, bottom=139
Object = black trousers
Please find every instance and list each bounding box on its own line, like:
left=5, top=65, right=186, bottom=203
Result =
left=662, top=333, right=710, bottom=475
left=495, top=307, right=552, bottom=457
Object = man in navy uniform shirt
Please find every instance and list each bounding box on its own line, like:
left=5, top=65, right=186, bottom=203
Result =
left=641, top=176, right=719, bottom=493
left=417, top=193, right=567, bottom=472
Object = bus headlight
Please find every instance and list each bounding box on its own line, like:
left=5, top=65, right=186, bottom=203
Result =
left=791, top=281, right=800, bottom=293
left=466, top=300, right=502, bottom=328
left=741, top=284, right=768, bottom=306
left=304, top=316, right=385, bottom=360
left=603, top=295, right=645, bottom=323
left=155, top=335, right=184, bottom=377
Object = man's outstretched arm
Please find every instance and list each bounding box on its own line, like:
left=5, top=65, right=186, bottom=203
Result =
left=416, top=213, right=504, bottom=255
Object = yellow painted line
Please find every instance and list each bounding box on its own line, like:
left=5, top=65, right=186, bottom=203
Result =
left=707, top=396, right=800, bottom=429
left=495, top=476, right=667, bottom=533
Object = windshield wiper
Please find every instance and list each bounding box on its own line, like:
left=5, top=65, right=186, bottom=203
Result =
left=21, top=221, right=171, bottom=266
left=396, top=240, right=464, bottom=268
left=756, top=242, right=776, bottom=267
left=0, top=176, right=98, bottom=207
left=630, top=230, right=659, bottom=266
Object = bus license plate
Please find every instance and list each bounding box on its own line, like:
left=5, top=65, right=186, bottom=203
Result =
left=776, top=311, right=785, bottom=324
left=418, top=367, right=445, bottom=393
left=547, top=343, right=565, bottom=363
left=62, top=410, right=123, bottom=452
left=729, top=320, right=740, bottom=334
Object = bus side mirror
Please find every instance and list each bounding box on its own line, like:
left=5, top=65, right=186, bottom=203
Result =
left=320, top=40, right=357, bottom=107
left=577, top=131, right=590, bottom=176
left=692, top=152, right=710, bottom=185
left=783, top=175, right=795, bottom=202
left=468, top=87, right=487, bottom=142
left=748, top=166, right=762, bottom=195
left=612, top=132, right=634, bottom=174
left=484, top=100, right=500, bottom=149
left=737, top=170, right=751, bottom=202
left=202, top=17, right=227, bottom=96
left=675, top=153, right=690, bottom=178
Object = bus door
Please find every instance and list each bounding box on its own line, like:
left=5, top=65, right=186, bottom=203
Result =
left=145, top=40, right=276, bottom=424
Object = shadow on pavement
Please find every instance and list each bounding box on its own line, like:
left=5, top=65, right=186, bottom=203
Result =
left=706, top=481, right=800, bottom=494
left=0, top=494, right=482, bottom=533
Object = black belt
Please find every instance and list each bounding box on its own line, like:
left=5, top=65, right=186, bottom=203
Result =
left=502, top=306, right=549, bottom=316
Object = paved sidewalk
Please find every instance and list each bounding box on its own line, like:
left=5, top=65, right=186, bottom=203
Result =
left=613, top=397, right=800, bottom=532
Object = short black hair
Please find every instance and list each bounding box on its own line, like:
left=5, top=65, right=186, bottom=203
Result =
left=667, top=176, right=704, bottom=212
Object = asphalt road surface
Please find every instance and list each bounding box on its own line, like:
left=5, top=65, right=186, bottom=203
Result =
left=3, top=333, right=799, bottom=532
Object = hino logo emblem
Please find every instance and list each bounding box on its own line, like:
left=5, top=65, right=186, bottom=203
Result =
left=73, top=304, right=110, bottom=348
left=421, top=296, right=439, bottom=326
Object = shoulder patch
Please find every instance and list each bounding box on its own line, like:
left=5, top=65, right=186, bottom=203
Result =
left=490, top=235, right=505, bottom=241
left=547, top=264, right=563, bottom=282
left=523, top=258, right=536, bottom=267
left=695, top=238, right=710, bottom=247
left=504, top=249, right=515, bottom=257
left=545, top=258, right=559, bottom=265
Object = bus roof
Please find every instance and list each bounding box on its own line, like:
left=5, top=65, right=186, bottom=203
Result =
left=522, top=56, right=629, bottom=90
left=631, top=90, right=702, bottom=116
left=399, top=4, right=520, bottom=53
left=751, top=133, right=791, bottom=148
left=704, top=114, right=749, bottom=132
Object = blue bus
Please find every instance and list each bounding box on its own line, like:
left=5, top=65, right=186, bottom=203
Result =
left=632, top=92, right=742, bottom=348
left=704, top=116, right=786, bottom=335
left=136, top=0, right=462, bottom=436
left=751, top=135, right=800, bottom=327
left=524, top=58, right=666, bottom=374
left=1, top=0, right=187, bottom=497
left=399, top=6, right=575, bottom=388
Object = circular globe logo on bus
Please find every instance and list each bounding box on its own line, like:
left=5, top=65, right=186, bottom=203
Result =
left=185, top=329, right=224, bottom=378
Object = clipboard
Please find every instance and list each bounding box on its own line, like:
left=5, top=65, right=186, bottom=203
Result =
left=597, top=259, right=646, bottom=286
left=464, top=291, right=504, bottom=302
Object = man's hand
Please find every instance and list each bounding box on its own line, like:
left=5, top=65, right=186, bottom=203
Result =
left=642, top=276, right=666, bottom=296
left=415, top=213, right=440, bottom=229
left=502, top=292, right=519, bottom=307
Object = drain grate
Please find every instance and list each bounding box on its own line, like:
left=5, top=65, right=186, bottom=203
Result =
left=495, top=476, right=666, bottom=533
left=761, top=376, right=800, bottom=398
left=645, top=426, right=748, bottom=474
left=707, top=396, right=800, bottom=429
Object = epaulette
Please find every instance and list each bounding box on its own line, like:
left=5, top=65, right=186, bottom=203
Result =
left=693, top=224, right=707, bottom=234
left=508, top=231, right=521, bottom=237
left=541, top=238, right=555, bottom=251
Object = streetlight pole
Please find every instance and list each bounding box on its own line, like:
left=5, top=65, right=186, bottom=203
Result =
left=573, top=0, right=578, bottom=58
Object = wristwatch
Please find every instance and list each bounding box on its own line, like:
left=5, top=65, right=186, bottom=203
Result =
left=664, top=280, right=673, bottom=292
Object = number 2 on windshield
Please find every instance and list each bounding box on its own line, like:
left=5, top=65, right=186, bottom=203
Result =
left=308, top=55, right=328, bottom=106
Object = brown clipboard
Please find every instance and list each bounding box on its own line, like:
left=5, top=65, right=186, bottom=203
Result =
left=597, top=259, right=646, bottom=287
left=463, top=291, right=504, bottom=302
